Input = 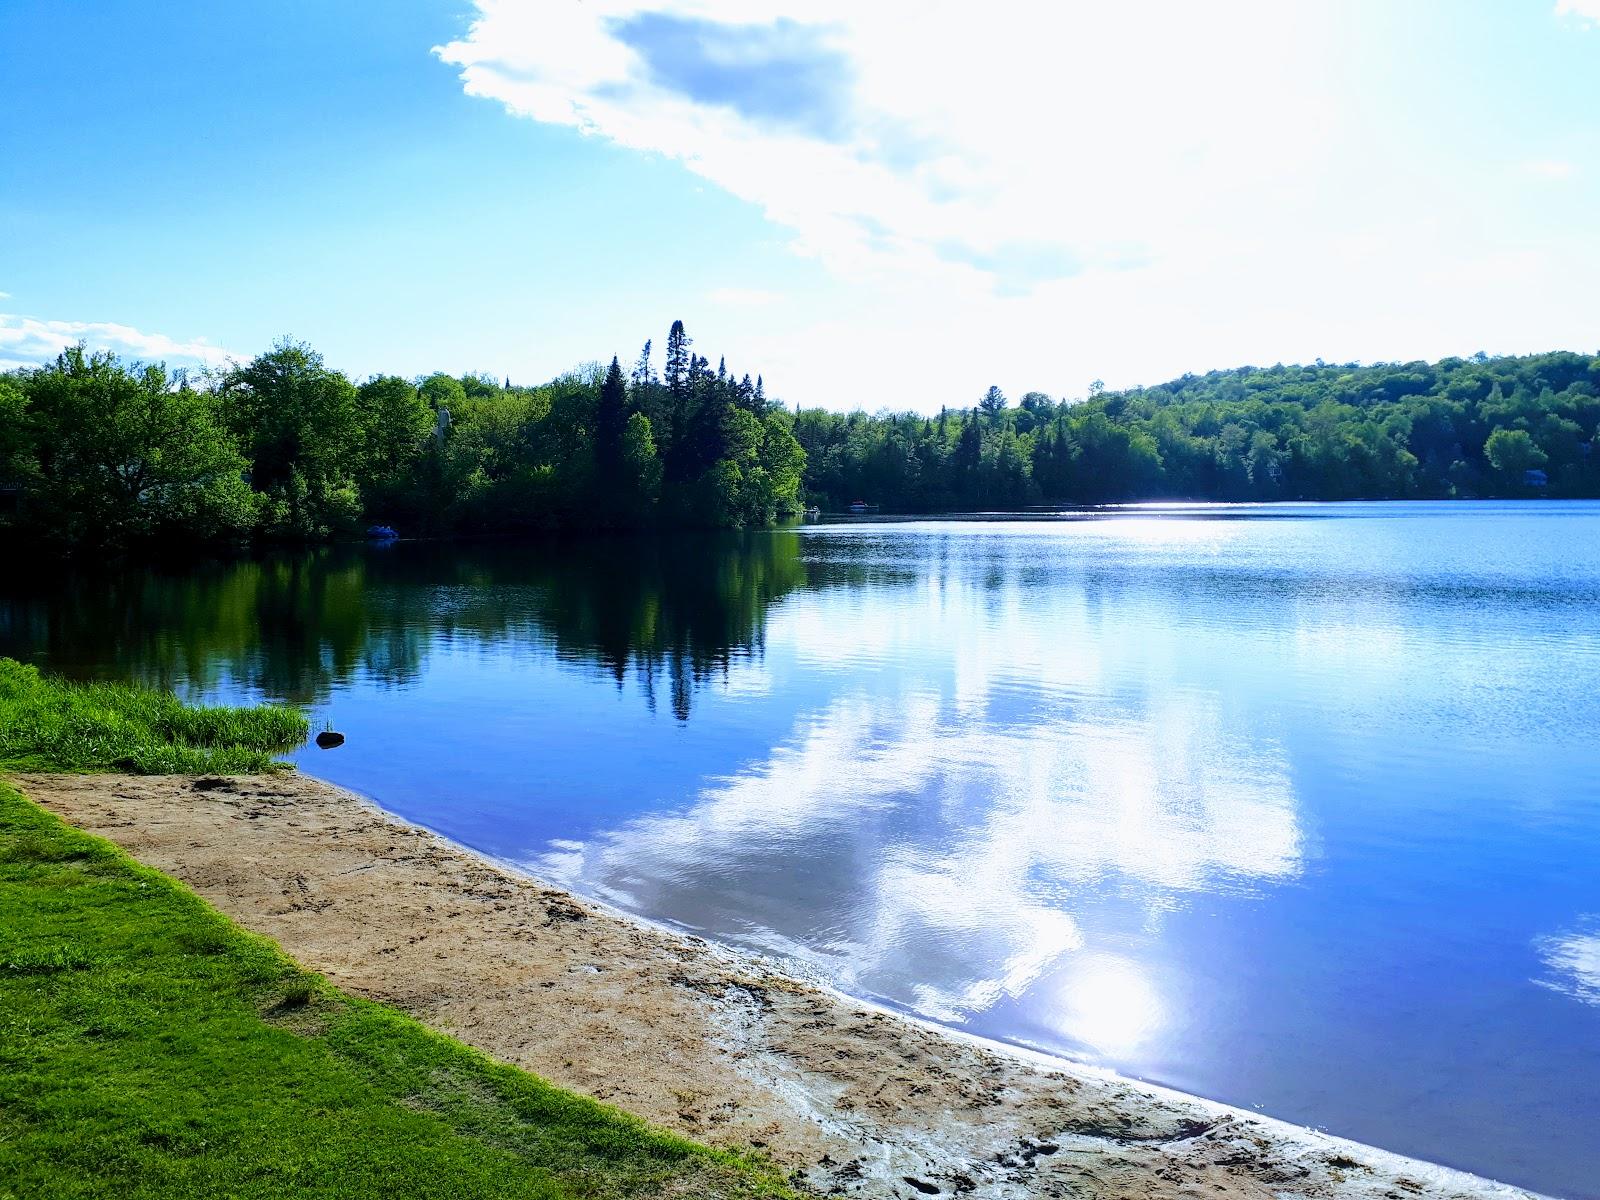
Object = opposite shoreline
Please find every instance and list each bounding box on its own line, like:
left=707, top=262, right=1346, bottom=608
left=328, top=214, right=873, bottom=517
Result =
left=14, top=770, right=1549, bottom=1200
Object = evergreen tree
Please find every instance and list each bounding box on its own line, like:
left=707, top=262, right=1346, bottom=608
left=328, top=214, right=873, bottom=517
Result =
left=664, top=321, right=691, bottom=399
left=632, top=340, right=654, bottom=388
left=979, top=385, right=1007, bottom=423
left=595, top=356, right=628, bottom=475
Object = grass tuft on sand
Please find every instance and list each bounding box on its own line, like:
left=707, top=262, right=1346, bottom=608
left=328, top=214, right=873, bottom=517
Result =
left=0, top=658, right=308, bottom=774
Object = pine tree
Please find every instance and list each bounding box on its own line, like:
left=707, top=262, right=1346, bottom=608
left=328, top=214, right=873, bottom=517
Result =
left=632, top=339, right=654, bottom=388
left=596, top=356, right=628, bottom=474
left=664, top=321, right=691, bottom=399
left=979, top=385, right=1007, bottom=423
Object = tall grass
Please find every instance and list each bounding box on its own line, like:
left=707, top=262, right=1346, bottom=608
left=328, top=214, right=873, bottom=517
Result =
left=0, top=658, right=308, bottom=773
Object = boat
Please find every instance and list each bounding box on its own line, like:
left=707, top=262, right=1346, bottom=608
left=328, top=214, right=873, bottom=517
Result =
left=847, top=500, right=880, bottom=514
left=365, top=524, right=399, bottom=540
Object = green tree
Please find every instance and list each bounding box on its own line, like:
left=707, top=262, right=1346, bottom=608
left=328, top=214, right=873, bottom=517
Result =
left=979, top=385, right=1007, bottom=424
left=0, top=376, right=26, bottom=486
left=220, top=340, right=363, bottom=539
left=620, top=411, right=662, bottom=518
left=595, top=356, right=628, bottom=476
left=1483, top=427, right=1547, bottom=486
left=14, top=346, right=253, bottom=549
left=419, top=372, right=467, bottom=415
left=663, top=320, right=691, bottom=400
left=356, top=375, right=433, bottom=520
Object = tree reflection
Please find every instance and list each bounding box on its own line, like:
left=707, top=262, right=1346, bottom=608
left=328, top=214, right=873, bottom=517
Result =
left=0, top=532, right=808, bottom=717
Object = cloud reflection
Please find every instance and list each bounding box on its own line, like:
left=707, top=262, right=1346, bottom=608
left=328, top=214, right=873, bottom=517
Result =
left=1536, top=922, right=1600, bottom=1006
left=531, top=663, right=1302, bottom=1046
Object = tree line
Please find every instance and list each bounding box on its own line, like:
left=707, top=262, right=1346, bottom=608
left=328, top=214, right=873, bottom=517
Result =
left=0, top=320, right=805, bottom=552
left=797, top=352, right=1600, bottom=509
left=3, top=337, right=1597, bottom=554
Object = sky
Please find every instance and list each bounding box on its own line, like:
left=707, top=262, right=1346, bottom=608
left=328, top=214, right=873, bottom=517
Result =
left=2, top=0, right=1598, bottom=411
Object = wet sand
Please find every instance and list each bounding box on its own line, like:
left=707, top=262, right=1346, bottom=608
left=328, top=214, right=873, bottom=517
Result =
left=15, top=771, right=1548, bottom=1200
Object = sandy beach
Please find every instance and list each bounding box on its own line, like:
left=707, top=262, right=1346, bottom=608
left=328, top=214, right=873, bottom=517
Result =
left=15, top=770, right=1549, bottom=1200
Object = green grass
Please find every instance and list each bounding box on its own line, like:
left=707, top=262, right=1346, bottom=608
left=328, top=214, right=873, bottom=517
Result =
left=0, top=658, right=309, bottom=773
left=0, top=663, right=799, bottom=1198
left=0, top=782, right=798, bottom=1199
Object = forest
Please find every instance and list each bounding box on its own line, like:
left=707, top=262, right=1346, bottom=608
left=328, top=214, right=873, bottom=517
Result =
left=1, top=330, right=1596, bottom=553
left=796, top=351, right=1600, bottom=510
left=0, top=321, right=803, bottom=552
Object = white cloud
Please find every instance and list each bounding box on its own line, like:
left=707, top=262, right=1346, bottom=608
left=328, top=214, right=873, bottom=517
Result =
left=437, top=2, right=1337, bottom=291
left=708, top=286, right=783, bottom=307
left=0, top=312, right=236, bottom=372
left=1556, top=0, right=1600, bottom=27
left=1523, top=158, right=1578, bottom=180
left=438, top=3, right=1600, bottom=407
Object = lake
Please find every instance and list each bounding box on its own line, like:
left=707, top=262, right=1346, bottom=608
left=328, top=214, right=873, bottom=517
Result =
left=5, top=502, right=1598, bottom=1198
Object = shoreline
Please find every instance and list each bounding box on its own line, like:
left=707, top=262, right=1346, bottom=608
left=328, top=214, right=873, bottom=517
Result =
left=14, top=770, right=1550, bottom=1200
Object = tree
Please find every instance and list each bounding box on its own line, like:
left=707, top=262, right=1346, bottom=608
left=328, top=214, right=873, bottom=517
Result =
left=664, top=321, right=691, bottom=399
left=420, top=372, right=467, bottom=413
left=15, top=346, right=254, bottom=548
left=1483, top=427, right=1547, bottom=486
left=0, top=375, right=26, bottom=485
left=631, top=340, right=654, bottom=388
left=620, top=411, right=662, bottom=517
left=760, top=413, right=806, bottom=518
left=356, top=375, right=434, bottom=519
left=219, top=340, right=362, bottom=539
left=979, top=385, right=1007, bottom=424
left=595, top=356, right=628, bottom=475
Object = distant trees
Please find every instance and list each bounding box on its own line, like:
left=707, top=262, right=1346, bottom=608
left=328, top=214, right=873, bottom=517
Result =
left=0, top=320, right=807, bottom=554
left=5, top=340, right=1599, bottom=556
left=793, top=353, right=1600, bottom=510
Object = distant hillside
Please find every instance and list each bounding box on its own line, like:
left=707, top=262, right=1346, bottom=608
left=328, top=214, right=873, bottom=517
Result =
left=794, top=351, right=1600, bottom=507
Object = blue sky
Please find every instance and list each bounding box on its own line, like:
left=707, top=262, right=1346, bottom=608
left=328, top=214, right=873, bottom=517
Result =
left=2, top=1, right=1598, bottom=410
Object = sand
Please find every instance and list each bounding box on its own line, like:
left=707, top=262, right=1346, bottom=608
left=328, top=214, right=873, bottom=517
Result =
left=14, top=771, right=1549, bottom=1200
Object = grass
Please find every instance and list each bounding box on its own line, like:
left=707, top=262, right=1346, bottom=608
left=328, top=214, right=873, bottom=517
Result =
left=0, top=658, right=309, bottom=773
left=0, top=664, right=802, bottom=1199
left=0, top=786, right=797, bottom=1199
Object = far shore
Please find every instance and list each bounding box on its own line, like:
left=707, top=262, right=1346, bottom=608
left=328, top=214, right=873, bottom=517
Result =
left=15, top=770, right=1550, bottom=1200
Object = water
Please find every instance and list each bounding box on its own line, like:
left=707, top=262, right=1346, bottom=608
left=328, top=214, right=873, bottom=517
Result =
left=5, top=502, right=1599, bottom=1198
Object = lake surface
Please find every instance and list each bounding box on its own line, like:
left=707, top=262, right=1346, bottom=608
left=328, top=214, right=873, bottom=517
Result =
left=5, top=502, right=1599, bottom=1198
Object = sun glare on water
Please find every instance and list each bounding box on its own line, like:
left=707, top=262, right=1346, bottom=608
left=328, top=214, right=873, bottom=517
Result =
left=1052, top=954, right=1165, bottom=1058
